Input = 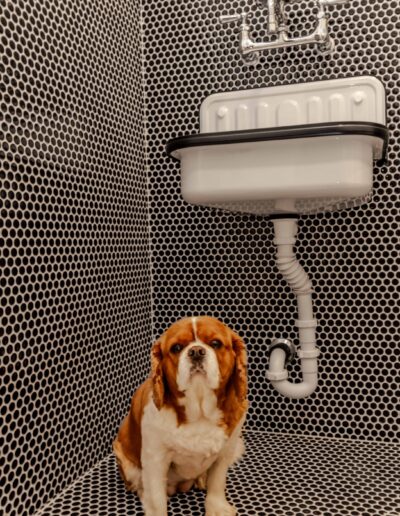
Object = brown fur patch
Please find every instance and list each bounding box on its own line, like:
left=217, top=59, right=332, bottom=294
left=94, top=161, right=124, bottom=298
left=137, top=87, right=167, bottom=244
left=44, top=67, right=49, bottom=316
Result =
left=113, top=379, right=152, bottom=469
left=215, top=328, right=248, bottom=435
left=188, top=317, right=248, bottom=435
left=151, top=319, right=201, bottom=425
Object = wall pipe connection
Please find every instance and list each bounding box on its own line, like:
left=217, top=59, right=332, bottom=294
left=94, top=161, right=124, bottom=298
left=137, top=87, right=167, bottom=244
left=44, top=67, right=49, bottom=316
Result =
left=266, top=217, right=320, bottom=398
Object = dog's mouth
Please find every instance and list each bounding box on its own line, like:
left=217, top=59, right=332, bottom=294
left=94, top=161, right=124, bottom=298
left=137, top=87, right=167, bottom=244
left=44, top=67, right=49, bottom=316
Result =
left=190, top=364, right=206, bottom=376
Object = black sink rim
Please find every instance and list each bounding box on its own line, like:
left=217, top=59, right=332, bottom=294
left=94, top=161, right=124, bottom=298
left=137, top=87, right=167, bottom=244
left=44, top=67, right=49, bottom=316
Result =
left=166, top=122, right=389, bottom=166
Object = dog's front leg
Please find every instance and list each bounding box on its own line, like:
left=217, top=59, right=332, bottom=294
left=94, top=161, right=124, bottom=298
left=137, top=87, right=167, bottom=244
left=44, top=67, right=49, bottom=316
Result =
left=141, top=451, right=170, bottom=516
left=205, top=457, right=236, bottom=516
left=205, top=421, right=245, bottom=516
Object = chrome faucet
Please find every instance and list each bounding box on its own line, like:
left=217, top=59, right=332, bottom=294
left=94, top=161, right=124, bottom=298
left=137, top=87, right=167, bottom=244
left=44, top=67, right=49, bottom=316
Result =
left=220, top=0, right=350, bottom=65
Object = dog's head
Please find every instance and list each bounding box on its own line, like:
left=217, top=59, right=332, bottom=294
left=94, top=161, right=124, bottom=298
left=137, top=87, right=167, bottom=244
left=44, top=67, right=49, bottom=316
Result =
left=151, top=316, right=247, bottom=426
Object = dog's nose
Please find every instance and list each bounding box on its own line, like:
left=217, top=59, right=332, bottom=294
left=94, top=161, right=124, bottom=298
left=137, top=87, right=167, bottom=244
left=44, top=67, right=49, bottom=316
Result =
left=188, top=346, right=206, bottom=361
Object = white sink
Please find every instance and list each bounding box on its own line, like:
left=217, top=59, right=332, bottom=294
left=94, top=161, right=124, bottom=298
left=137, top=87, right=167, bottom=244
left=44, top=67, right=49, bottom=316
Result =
left=167, top=77, right=388, bottom=215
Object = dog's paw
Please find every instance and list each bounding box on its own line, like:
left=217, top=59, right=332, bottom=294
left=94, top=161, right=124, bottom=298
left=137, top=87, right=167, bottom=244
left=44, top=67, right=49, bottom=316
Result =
left=205, top=497, right=237, bottom=516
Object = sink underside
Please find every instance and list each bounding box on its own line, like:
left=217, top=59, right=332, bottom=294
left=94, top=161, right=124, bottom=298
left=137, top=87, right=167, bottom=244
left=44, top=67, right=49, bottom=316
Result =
left=167, top=77, right=388, bottom=215
left=169, top=123, right=387, bottom=215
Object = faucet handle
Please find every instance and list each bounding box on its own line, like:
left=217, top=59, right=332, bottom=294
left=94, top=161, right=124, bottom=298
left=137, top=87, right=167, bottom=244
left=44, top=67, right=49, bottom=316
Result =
left=219, top=13, right=251, bottom=26
left=219, top=14, right=241, bottom=24
left=219, top=13, right=259, bottom=66
left=319, top=0, right=350, bottom=5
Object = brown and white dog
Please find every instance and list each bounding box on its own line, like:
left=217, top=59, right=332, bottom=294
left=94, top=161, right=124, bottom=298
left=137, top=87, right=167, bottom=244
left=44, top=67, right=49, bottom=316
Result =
left=113, top=316, right=248, bottom=516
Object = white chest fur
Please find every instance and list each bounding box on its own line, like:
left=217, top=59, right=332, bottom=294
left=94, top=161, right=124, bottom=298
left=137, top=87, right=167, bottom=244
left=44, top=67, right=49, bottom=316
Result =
left=169, top=417, right=227, bottom=480
left=141, top=377, right=228, bottom=482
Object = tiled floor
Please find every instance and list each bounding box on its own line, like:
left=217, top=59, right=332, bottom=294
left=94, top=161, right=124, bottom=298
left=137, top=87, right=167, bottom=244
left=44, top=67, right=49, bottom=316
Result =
left=35, top=431, right=400, bottom=515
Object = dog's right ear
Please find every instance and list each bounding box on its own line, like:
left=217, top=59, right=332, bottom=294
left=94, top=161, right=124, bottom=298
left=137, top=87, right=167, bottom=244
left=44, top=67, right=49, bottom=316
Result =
left=151, top=340, right=164, bottom=410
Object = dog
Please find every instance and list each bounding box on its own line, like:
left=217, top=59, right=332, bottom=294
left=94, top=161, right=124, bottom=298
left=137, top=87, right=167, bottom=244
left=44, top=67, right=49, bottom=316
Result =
left=113, top=316, right=248, bottom=516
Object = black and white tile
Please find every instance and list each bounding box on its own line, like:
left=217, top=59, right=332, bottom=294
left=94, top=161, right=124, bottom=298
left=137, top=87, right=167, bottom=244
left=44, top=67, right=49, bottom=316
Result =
left=0, top=1, right=152, bottom=515
left=35, top=432, right=400, bottom=515
left=143, top=0, right=399, bottom=441
left=1, top=0, right=400, bottom=514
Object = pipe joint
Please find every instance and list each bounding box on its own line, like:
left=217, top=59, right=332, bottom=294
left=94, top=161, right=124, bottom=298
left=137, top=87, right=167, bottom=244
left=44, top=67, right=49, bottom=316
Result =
left=268, top=338, right=296, bottom=365
left=273, top=236, right=297, bottom=246
left=266, top=369, right=288, bottom=381
left=297, top=348, right=320, bottom=359
left=295, top=318, right=318, bottom=329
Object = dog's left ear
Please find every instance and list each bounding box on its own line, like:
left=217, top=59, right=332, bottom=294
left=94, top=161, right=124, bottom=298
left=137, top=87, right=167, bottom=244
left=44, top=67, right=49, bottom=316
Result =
left=231, top=330, right=248, bottom=402
left=151, top=340, right=164, bottom=410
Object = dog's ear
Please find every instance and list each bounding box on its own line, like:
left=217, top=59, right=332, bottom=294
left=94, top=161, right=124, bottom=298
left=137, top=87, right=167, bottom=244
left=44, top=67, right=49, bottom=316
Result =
left=151, top=340, right=164, bottom=410
left=231, top=330, right=248, bottom=402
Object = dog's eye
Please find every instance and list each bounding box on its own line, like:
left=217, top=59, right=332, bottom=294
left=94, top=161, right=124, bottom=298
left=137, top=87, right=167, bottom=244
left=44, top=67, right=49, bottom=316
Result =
left=210, top=339, right=222, bottom=350
left=170, top=343, right=183, bottom=354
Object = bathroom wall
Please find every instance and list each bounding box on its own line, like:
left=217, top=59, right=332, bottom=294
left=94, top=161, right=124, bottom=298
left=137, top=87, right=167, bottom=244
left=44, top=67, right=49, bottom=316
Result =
left=1, top=0, right=399, bottom=514
left=0, top=1, right=152, bottom=515
left=143, top=0, right=399, bottom=442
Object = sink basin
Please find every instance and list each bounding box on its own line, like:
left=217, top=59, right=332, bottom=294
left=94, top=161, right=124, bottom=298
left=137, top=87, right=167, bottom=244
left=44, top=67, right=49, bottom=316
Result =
left=166, top=77, right=388, bottom=215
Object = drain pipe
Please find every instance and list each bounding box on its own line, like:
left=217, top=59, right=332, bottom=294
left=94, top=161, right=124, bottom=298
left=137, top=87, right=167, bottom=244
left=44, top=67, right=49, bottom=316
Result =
left=266, top=216, right=320, bottom=399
